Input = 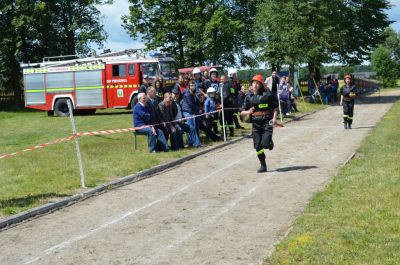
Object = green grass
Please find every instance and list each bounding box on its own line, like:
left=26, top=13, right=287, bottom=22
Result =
left=0, top=100, right=322, bottom=217
left=264, top=101, right=400, bottom=265
left=0, top=108, right=215, bottom=216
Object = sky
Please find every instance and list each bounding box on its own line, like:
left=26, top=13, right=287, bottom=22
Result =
left=97, top=0, right=400, bottom=53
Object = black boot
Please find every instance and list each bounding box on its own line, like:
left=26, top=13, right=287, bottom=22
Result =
left=343, top=118, right=348, bottom=129
left=234, top=114, right=245, bottom=129
left=348, top=120, right=352, bottom=129
left=257, top=153, right=267, bottom=173
left=229, top=126, right=234, bottom=137
left=213, top=121, right=219, bottom=134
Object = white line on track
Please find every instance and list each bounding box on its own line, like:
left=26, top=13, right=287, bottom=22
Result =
left=24, top=152, right=254, bottom=265
left=24, top=105, right=365, bottom=264
left=145, top=126, right=343, bottom=264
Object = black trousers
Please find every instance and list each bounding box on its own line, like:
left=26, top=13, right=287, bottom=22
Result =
left=252, top=123, right=274, bottom=151
left=343, top=100, right=354, bottom=125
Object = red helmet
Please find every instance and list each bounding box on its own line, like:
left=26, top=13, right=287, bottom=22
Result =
left=252, top=74, right=264, bottom=85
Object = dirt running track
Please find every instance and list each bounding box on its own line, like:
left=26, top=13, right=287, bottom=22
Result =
left=1, top=90, right=399, bottom=265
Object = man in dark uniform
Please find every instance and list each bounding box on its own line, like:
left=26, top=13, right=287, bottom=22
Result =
left=340, top=75, right=357, bottom=129
left=203, top=68, right=221, bottom=133
left=221, top=75, right=236, bottom=137
left=228, top=69, right=245, bottom=130
left=241, top=75, right=279, bottom=173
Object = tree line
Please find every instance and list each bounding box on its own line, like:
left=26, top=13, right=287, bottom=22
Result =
left=0, top=0, right=396, bottom=108
left=0, top=0, right=112, bottom=108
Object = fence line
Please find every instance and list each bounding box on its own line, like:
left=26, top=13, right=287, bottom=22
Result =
left=0, top=89, right=24, bottom=109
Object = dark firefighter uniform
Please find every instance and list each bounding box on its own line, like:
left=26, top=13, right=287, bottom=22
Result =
left=241, top=75, right=279, bottom=172
left=221, top=80, right=236, bottom=137
left=340, top=75, right=357, bottom=129
left=204, top=71, right=221, bottom=134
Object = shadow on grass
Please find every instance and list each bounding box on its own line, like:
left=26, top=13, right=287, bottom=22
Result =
left=273, top=165, right=318, bottom=172
left=0, top=193, right=70, bottom=209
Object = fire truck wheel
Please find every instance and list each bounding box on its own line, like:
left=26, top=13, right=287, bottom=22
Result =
left=54, top=98, right=71, bottom=117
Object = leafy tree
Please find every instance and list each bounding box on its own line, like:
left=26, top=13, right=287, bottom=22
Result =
left=255, top=0, right=391, bottom=81
left=371, top=45, right=398, bottom=87
left=123, top=0, right=257, bottom=67
left=0, top=0, right=111, bottom=108
left=382, top=27, right=400, bottom=74
left=371, top=27, right=400, bottom=87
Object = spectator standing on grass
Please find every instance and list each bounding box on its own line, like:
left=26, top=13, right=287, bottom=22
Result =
left=203, top=68, right=221, bottom=133
left=133, top=93, right=169, bottom=153
left=182, top=80, right=202, bottom=148
left=174, top=75, right=188, bottom=94
left=139, top=75, right=151, bottom=94
left=192, top=67, right=207, bottom=97
left=329, top=75, right=339, bottom=102
left=153, top=78, right=166, bottom=100
left=278, top=77, right=291, bottom=116
left=204, top=87, right=219, bottom=135
left=198, top=92, right=219, bottom=142
left=265, top=70, right=280, bottom=94
left=172, top=88, right=190, bottom=148
left=228, top=69, right=245, bottom=130
left=318, top=81, right=329, bottom=104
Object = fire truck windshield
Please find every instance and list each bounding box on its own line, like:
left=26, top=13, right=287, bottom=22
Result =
left=160, top=61, right=178, bottom=79
left=142, top=63, right=159, bottom=78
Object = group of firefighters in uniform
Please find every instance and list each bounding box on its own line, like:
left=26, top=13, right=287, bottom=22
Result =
left=240, top=73, right=358, bottom=173
left=185, top=67, right=245, bottom=138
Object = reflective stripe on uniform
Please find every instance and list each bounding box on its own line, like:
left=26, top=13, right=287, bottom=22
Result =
left=343, top=115, right=349, bottom=118
left=256, top=149, right=264, bottom=155
left=348, top=117, right=353, bottom=120
left=258, top=103, right=268, bottom=109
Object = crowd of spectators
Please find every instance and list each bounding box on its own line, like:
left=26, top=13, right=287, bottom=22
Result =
left=133, top=68, right=245, bottom=152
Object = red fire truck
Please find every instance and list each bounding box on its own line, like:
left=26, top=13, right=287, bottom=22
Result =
left=21, top=50, right=178, bottom=116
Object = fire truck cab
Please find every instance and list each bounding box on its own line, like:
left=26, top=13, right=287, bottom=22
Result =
left=21, top=50, right=178, bottom=116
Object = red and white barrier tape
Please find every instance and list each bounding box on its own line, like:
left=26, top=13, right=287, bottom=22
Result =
left=0, top=109, right=225, bottom=160
left=0, top=135, right=75, bottom=160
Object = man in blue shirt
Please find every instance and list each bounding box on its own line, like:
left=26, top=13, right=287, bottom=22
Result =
left=133, top=92, right=169, bottom=152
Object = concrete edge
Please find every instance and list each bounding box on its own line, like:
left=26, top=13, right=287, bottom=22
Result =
left=0, top=137, right=245, bottom=230
left=0, top=108, right=321, bottom=231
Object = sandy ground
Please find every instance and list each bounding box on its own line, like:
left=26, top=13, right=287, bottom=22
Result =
left=0, top=90, right=399, bottom=265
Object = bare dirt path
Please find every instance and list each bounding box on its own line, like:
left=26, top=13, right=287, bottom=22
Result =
left=1, top=90, right=399, bottom=265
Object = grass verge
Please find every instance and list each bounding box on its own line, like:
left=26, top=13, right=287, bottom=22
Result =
left=264, top=100, right=400, bottom=265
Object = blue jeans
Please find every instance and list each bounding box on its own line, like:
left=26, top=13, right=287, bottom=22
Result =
left=137, top=127, right=169, bottom=152
left=183, top=112, right=201, bottom=147
left=176, top=122, right=191, bottom=148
